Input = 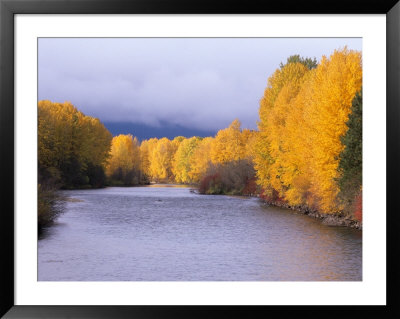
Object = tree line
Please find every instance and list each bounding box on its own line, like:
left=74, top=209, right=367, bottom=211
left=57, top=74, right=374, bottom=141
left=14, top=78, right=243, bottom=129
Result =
left=106, top=119, right=258, bottom=194
left=38, top=100, right=112, bottom=229
left=38, top=47, right=362, bottom=229
left=255, top=48, right=362, bottom=217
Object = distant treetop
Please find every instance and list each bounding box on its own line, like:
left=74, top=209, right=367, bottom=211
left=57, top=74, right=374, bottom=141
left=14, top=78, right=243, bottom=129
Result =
left=280, top=54, right=318, bottom=70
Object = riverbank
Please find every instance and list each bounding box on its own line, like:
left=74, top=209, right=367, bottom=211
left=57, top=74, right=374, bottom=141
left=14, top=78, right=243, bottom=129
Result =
left=193, top=187, right=362, bottom=230
left=260, top=200, right=362, bottom=230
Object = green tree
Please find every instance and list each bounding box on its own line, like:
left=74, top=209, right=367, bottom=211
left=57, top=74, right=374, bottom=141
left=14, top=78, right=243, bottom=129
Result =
left=280, top=54, right=318, bottom=70
left=337, top=89, right=362, bottom=211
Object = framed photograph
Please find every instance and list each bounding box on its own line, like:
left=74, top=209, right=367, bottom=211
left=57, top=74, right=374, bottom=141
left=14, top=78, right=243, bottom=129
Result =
left=1, top=0, right=399, bottom=317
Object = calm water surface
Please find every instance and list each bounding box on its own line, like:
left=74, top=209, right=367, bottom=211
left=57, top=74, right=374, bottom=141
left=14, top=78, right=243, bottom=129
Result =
left=38, top=185, right=362, bottom=281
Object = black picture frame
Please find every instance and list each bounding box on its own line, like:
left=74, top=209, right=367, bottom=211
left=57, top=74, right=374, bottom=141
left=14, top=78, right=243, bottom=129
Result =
left=1, top=0, right=399, bottom=318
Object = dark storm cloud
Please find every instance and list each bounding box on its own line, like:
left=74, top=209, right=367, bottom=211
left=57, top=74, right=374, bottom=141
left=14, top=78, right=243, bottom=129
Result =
left=39, top=38, right=362, bottom=131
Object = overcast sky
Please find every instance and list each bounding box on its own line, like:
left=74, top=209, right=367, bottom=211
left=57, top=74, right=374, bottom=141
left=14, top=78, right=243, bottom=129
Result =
left=38, top=38, right=362, bottom=133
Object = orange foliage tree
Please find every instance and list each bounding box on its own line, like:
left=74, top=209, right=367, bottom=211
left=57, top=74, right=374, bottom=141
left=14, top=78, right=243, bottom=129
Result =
left=38, top=100, right=112, bottom=188
left=255, top=48, right=362, bottom=213
left=106, top=134, right=143, bottom=185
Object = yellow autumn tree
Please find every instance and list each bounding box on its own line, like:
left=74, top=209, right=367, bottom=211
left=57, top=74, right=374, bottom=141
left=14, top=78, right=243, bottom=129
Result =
left=149, top=137, right=175, bottom=182
left=106, top=134, right=141, bottom=185
left=255, top=48, right=362, bottom=213
left=189, top=137, right=214, bottom=182
left=172, top=136, right=186, bottom=152
left=304, top=48, right=362, bottom=212
left=282, top=72, right=315, bottom=206
left=38, top=100, right=81, bottom=171
left=210, top=119, right=246, bottom=164
left=172, top=136, right=202, bottom=184
left=268, top=64, right=310, bottom=196
left=255, top=62, right=310, bottom=197
left=38, top=100, right=112, bottom=188
left=140, top=138, right=158, bottom=180
left=241, top=129, right=258, bottom=162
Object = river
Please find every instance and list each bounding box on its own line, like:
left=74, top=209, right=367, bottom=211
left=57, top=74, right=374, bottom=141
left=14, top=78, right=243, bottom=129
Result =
left=38, top=185, right=362, bottom=281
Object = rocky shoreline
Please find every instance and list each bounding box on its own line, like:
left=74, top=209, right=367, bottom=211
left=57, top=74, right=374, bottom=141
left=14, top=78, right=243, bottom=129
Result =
left=261, top=200, right=362, bottom=230
left=193, top=188, right=362, bottom=230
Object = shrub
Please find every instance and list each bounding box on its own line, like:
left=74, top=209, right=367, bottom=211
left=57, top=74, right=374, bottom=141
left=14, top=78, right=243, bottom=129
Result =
left=353, top=191, right=362, bottom=222
left=38, top=182, right=64, bottom=232
left=242, top=176, right=258, bottom=196
left=199, top=173, right=222, bottom=194
left=198, top=159, right=256, bottom=195
left=259, top=188, right=286, bottom=205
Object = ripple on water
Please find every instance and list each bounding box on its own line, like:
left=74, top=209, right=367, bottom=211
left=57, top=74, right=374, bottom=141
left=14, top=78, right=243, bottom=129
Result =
left=38, top=186, right=362, bottom=281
